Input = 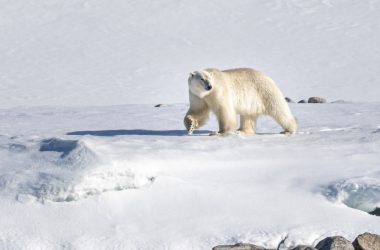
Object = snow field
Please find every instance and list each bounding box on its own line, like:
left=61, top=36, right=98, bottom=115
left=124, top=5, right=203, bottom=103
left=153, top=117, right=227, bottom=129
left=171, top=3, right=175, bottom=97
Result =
left=1, top=0, right=380, bottom=107
left=0, top=103, right=379, bottom=248
left=1, top=0, right=380, bottom=248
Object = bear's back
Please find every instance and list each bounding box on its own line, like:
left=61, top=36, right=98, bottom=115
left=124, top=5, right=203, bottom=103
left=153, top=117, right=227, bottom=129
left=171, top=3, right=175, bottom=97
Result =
left=222, top=68, right=267, bottom=82
left=220, top=68, right=278, bottom=91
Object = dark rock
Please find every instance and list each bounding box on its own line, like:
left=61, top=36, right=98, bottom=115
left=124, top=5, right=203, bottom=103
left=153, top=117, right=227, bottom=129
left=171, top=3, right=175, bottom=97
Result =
left=308, top=97, right=327, bottom=103
left=298, top=100, right=307, bottom=103
left=212, top=243, right=265, bottom=250
left=154, top=104, right=166, bottom=107
left=289, top=246, right=317, bottom=250
left=353, top=232, right=380, bottom=250
left=316, top=236, right=354, bottom=250
left=368, top=207, right=380, bottom=216
left=285, top=97, right=294, bottom=103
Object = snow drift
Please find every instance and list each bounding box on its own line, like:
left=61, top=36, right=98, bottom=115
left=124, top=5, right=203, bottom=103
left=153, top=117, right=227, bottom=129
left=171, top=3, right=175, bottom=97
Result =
left=0, top=137, right=155, bottom=203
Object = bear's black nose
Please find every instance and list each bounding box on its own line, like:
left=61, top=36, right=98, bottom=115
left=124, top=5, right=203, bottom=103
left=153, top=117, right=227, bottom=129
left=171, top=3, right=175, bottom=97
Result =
left=205, top=85, right=212, bottom=91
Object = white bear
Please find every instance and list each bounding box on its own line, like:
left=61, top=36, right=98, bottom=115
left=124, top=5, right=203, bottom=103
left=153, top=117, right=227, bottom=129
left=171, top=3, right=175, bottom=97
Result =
left=184, top=68, right=298, bottom=135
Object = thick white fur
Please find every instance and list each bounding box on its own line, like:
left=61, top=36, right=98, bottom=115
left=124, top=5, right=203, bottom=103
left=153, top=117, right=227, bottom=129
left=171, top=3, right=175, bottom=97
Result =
left=184, top=68, right=298, bottom=135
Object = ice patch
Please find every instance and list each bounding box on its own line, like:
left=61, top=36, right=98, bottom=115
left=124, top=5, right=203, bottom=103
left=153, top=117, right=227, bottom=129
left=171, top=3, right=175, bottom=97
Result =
left=320, top=127, right=347, bottom=132
left=319, top=126, right=359, bottom=132
left=324, top=177, right=380, bottom=213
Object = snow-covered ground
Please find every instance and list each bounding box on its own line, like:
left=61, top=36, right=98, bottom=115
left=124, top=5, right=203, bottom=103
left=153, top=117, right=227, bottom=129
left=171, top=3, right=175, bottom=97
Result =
left=1, top=0, right=380, bottom=249
left=1, top=103, right=380, bottom=249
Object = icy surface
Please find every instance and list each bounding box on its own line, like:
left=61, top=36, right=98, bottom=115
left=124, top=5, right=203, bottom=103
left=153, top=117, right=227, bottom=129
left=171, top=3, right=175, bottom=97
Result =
left=1, top=0, right=380, bottom=249
left=325, top=176, right=380, bottom=213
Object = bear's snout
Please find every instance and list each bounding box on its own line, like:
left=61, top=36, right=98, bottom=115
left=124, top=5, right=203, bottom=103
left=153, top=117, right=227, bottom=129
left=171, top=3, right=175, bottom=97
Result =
left=203, top=81, right=212, bottom=90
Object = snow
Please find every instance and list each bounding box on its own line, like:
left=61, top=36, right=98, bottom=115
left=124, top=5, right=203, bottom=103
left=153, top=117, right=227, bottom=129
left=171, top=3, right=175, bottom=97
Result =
left=1, top=0, right=380, bottom=108
left=1, top=103, right=380, bottom=249
left=1, top=0, right=380, bottom=249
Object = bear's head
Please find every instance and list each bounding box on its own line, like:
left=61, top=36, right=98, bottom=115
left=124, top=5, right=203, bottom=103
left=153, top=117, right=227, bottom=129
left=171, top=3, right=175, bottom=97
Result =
left=188, top=70, right=213, bottom=98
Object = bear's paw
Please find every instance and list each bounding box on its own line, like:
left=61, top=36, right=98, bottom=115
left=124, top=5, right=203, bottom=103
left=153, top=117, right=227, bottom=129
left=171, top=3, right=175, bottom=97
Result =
left=184, top=115, right=198, bottom=135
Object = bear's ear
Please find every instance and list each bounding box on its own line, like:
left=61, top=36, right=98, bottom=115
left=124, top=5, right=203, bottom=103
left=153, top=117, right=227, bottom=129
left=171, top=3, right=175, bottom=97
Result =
left=203, top=70, right=213, bottom=79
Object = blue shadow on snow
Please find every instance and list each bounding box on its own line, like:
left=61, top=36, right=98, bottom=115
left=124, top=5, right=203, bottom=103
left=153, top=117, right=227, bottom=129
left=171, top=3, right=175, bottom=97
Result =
left=66, top=129, right=212, bottom=137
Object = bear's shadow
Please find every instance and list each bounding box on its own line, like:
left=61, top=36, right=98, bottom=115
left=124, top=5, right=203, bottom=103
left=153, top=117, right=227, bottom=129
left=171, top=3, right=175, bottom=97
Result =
left=66, top=129, right=212, bottom=137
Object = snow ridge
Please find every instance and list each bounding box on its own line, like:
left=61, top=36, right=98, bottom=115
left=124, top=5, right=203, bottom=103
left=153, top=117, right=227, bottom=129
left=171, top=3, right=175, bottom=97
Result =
left=0, top=137, right=155, bottom=203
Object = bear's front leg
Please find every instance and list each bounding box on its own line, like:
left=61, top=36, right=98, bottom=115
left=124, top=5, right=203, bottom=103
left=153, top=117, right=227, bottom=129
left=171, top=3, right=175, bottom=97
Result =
left=214, top=108, right=237, bottom=136
left=184, top=115, right=199, bottom=135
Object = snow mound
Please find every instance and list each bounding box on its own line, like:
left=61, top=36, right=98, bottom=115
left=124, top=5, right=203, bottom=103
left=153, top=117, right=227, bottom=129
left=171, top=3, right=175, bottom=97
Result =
left=0, top=138, right=155, bottom=203
left=324, top=177, right=380, bottom=213
left=40, top=138, right=78, bottom=157
left=38, top=137, right=96, bottom=169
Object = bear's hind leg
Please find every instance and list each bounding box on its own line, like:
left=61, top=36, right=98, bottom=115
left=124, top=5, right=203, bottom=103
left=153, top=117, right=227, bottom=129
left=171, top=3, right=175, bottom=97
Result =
left=215, top=108, right=237, bottom=135
left=238, top=115, right=256, bottom=135
left=273, top=113, right=298, bottom=134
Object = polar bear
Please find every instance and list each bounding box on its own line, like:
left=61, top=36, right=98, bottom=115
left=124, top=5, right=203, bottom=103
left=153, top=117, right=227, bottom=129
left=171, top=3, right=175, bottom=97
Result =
left=184, top=68, right=297, bottom=136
